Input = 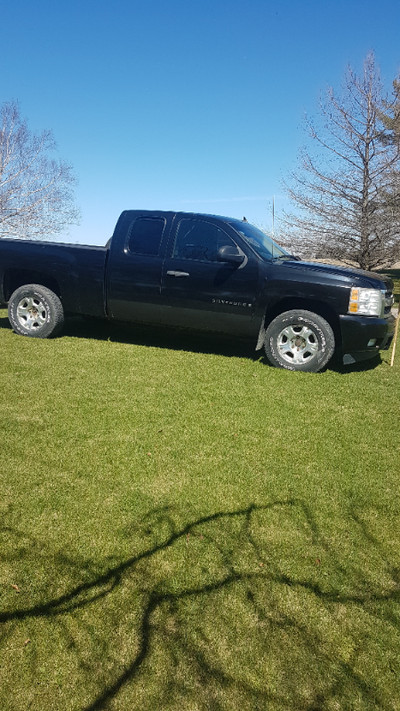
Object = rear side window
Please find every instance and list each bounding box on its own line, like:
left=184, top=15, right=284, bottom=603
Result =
left=127, top=217, right=165, bottom=256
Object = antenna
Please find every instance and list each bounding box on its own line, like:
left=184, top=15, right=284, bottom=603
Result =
left=271, top=196, right=275, bottom=260
left=272, top=196, right=275, bottom=237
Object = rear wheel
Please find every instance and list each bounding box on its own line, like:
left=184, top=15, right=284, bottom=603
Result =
left=264, top=309, right=335, bottom=372
left=8, top=284, right=64, bottom=338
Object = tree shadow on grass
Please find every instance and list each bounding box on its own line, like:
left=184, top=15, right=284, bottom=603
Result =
left=1, top=500, right=400, bottom=710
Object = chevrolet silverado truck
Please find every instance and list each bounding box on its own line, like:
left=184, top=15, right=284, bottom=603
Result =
left=0, top=210, right=395, bottom=372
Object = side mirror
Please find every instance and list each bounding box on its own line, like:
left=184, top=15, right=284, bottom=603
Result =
left=217, top=245, right=245, bottom=265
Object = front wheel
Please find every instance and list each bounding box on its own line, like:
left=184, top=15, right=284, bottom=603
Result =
left=264, top=310, right=335, bottom=372
left=8, top=284, right=64, bottom=338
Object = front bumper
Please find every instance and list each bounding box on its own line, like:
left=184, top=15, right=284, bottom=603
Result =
left=339, top=313, right=395, bottom=364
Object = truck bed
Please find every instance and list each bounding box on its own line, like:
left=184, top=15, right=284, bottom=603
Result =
left=0, top=238, right=108, bottom=317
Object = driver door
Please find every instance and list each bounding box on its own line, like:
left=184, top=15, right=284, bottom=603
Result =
left=161, top=217, right=259, bottom=336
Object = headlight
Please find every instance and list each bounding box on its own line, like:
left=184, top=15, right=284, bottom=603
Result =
left=348, top=287, right=384, bottom=316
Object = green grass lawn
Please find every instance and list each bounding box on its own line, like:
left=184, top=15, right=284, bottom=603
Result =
left=1, top=308, right=399, bottom=711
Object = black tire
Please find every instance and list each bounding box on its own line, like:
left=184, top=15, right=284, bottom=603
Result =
left=264, top=309, right=335, bottom=372
left=8, top=284, right=64, bottom=338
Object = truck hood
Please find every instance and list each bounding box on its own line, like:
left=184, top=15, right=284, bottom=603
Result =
left=280, top=259, right=394, bottom=291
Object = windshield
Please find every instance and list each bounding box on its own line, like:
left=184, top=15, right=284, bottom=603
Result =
left=229, top=220, right=290, bottom=261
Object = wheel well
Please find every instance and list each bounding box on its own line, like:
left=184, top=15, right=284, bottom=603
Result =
left=3, top=270, right=61, bottom=302
left=264, top=298, right=342, bottom=348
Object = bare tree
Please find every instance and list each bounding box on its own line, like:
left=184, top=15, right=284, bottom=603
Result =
left=282, top=54, right=400, bottom=271
left=0, top=101, right=79, bottom=240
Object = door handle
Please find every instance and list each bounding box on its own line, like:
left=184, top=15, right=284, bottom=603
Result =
left=166, top=270, right=190, bottom=277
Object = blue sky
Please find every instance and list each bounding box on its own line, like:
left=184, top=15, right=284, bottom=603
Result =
left=1, top=0, right=400, bottom=244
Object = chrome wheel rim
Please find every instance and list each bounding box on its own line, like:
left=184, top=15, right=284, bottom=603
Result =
left=16, top=296, right=47, bottom=332
left=277, top=324, right=319, bottom=365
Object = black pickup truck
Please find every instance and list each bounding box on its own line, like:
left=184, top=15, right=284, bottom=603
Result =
left=0, top=210, right=395, bottom=372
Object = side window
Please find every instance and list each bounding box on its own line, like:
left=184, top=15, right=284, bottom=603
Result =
left=127, top=217, right=165, bottom=256
left=173, top=219, right=235, bottom=261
